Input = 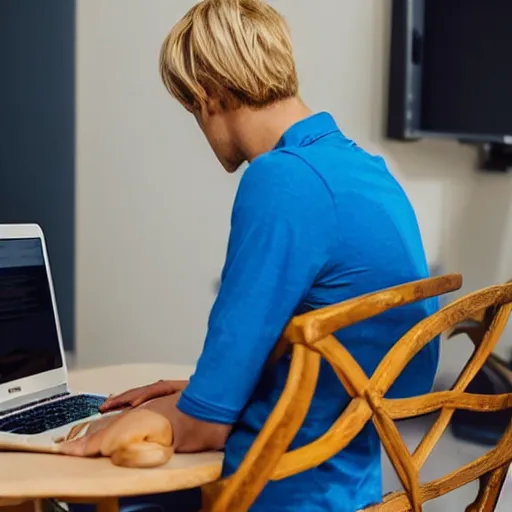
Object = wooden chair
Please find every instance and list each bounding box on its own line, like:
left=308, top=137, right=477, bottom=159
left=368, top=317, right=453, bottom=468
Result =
left=449, top=278, right=512, bottom=387
left=203, top=275, right=512, bottom=512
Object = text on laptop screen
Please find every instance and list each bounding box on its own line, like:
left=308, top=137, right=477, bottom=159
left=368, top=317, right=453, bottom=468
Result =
left=0, top=238, right=63, bottom=385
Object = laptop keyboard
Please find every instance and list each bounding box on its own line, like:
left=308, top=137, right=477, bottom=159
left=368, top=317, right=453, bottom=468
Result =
left=0, top=394, right=106, bottom=435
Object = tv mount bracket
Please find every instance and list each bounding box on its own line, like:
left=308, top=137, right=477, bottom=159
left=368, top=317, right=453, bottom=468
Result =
left=478, top=141, right=512, bottom=173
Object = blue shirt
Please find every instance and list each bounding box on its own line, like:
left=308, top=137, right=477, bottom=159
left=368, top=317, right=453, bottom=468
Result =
left=178, top=113, right=439, bottom=511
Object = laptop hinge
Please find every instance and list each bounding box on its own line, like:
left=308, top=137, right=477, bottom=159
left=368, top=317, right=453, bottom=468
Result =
left=0, top=383, right=69, bottom=415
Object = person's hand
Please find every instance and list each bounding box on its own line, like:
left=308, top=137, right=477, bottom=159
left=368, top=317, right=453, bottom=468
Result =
left=59, top=412, right=123, bottom=444
left=100, top=380, right=188, bottom=413
left=57, top=408, right=174, bottom=468
left=58, top=394, right=181, bottom=456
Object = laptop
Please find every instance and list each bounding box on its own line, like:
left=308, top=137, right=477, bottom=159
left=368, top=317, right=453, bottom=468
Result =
left=0, top=224, right=110, bottom=454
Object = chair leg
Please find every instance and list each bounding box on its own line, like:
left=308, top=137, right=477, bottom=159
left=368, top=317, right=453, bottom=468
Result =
left=466, top=465, right=509, bottom=512
left=96, top=499, right=120, bottom=512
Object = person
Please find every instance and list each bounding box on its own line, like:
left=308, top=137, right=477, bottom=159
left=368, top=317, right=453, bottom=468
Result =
left=61, top=0, right=440, bottom=510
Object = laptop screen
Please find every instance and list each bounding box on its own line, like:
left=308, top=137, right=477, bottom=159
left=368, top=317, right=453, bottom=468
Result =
left=0, top=238, right=63, bottom=385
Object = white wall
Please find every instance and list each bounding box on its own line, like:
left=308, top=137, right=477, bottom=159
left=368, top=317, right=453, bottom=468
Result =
left=76, top=0, right=512, bottom=368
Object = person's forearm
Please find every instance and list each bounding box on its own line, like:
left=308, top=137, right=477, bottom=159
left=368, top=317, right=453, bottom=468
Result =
left=171, top=404, right=231, bottom=452
left=140, top=393, right=231, bottom=452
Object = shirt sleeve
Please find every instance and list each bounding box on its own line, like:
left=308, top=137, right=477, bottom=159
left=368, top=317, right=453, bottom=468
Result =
left=177, top=151, right=337, bottom=424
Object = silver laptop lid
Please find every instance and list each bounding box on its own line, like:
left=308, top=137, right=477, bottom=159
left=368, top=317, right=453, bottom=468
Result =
left=0, top=224, right=68, bottom=411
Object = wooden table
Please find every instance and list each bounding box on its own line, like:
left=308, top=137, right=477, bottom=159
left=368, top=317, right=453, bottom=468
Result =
left=0, top=364, right=224, bottom=511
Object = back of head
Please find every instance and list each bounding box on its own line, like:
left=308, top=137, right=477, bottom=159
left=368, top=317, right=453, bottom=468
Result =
left=160, top=0, right=298, bottom=110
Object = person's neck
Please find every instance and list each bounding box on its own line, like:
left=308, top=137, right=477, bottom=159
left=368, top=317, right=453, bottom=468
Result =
left=229, top=97, right=313, bottom=162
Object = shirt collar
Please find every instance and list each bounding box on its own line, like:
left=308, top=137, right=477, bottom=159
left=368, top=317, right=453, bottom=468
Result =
left=275, top=112, right=341, bottom=149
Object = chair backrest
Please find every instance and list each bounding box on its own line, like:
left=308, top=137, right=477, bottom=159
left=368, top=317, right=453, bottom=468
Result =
left=204, top=273, right=482, bottom=512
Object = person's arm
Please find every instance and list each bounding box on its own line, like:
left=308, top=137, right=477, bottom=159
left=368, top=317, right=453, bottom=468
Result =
left=60, top=153, right=337, bottom=457
left=173, top=152, right=337, bottom=441
left=139, top=393, right=231, bottom=452
left=100, top=380, right=189, bottom=412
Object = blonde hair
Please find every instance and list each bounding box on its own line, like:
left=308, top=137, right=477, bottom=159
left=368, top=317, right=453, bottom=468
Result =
left=159, top=0, right=298, bottom=110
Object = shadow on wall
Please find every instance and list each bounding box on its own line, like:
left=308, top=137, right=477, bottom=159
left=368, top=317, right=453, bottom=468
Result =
left=382, top=140, right=512, bottom=296
left=455, top=175, right=512, bottom=290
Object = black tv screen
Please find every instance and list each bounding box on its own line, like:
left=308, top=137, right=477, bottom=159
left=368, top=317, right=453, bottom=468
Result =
left=388, top=0, right=512, bottom=144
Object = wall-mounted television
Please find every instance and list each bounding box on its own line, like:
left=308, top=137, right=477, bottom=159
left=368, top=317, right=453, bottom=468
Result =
left=387, top=0, right=512, bottom=161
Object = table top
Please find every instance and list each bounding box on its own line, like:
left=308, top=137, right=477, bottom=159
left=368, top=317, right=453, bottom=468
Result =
left=0, top=364, right=224, bottom=500
left=69, top=363, right=195, bottom=395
